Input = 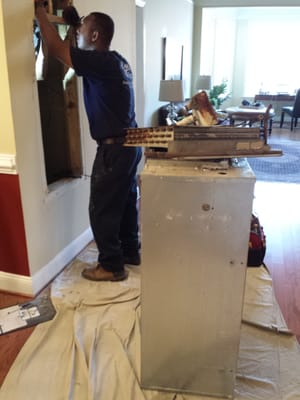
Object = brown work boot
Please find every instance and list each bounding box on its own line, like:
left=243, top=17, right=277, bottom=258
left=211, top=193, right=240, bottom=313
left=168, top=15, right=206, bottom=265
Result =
left=81, top=264, right=128, bottom=281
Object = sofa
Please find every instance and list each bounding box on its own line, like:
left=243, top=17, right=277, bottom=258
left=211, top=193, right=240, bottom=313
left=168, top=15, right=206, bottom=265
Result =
left=158, top=101, right=190, bottom=126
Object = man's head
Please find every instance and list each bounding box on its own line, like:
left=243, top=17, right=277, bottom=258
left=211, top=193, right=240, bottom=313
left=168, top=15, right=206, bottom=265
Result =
left=76, top=12, right=114, bottom=51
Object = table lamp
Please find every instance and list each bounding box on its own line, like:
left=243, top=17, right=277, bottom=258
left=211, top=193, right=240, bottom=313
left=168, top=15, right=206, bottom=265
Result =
left=159, top=79, right=184, bottom=121
left=197, top=75, right=212, bottom=92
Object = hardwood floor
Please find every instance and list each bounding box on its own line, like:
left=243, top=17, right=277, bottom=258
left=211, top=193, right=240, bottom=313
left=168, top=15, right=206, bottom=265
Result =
left=0, top=125, right=299, bottom=387
left=0, top=292, right=35, bottom=387
left=252, top=125, right=300, bottom=343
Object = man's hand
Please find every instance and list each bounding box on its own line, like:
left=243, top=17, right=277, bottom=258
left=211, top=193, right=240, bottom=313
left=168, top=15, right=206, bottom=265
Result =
left=57, top=0, right=71, bottom=10
left=34, top=0, right=50, bottom=14
left=62, top=6, right=81, bottom=28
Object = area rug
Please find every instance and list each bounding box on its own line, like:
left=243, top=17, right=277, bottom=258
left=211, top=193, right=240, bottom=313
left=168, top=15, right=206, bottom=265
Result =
left=1, top=243, right=300, bottom=399
left=247, top=137, right=300, bottom=183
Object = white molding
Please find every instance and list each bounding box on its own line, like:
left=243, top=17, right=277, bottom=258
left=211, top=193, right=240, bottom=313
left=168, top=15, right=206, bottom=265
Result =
left=32, top=227, right=93, bottom=295
left=195, top=0, right=300, bottom=6
left=0, top=153, right=17, bottom=175
left=0, top=227, right=93, bottom=296
left=136, top=0, right=146, bottom=7
left=0, top=271, right=33, bottom=296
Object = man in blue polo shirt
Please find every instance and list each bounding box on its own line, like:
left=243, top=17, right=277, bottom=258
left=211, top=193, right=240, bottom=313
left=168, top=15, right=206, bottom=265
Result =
left=35, top=2, right=142, bottom=281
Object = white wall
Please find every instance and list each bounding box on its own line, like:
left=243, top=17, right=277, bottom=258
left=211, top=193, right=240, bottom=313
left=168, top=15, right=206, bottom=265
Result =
left=1, top=0, right=194, bottom=294
left=0, top=1, right=15, bottom=155
left=1, top=0, right=138, bottom=294
left=1, top=1, right=91, bottom=293
left=143, top=0, right=194, bottom=126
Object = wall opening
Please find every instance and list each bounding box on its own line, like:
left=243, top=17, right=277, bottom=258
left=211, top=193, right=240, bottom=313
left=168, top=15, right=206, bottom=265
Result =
left=34, top=0, right=82, bottom=185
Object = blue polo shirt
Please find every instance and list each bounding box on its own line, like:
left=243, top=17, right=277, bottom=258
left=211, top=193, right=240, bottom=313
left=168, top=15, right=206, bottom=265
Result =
left=70, top=47, right=137, bottom=140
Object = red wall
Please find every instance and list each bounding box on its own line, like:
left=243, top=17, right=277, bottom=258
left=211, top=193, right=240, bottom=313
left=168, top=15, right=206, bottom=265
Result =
left=0, top=174, right=30, bottom=276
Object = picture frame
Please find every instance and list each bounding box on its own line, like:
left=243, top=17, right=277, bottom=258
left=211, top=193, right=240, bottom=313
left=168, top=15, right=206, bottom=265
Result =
left=162, top=37, right=183, bottom=80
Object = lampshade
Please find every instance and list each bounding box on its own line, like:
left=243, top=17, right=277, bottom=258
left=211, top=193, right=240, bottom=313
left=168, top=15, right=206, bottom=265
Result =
left=197, top=75, right=212, bottom=91
left=159, top=80, right=184, bottom=102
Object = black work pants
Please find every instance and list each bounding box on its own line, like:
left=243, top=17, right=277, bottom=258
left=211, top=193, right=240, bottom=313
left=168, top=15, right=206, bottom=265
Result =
left=89, top=143, right=142, bottom=273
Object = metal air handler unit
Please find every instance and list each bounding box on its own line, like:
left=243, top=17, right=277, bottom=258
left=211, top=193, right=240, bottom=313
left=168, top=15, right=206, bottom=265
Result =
left=124, top=125, right=281, bottom=398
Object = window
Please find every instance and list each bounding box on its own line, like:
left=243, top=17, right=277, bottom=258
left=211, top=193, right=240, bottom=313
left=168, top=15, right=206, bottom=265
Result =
left=200, top=7, right=300, bottom=98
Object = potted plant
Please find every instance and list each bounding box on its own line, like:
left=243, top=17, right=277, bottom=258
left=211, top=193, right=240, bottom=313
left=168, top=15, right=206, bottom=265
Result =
left=209, top=80, right=230, bottom=109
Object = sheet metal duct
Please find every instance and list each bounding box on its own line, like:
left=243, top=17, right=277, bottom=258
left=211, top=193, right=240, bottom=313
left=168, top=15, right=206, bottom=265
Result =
left=140, top=158, right=255, bottom=398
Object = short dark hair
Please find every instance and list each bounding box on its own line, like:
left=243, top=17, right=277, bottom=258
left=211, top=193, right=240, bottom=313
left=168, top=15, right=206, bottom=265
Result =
left=89, top=12, right=114, bottom=47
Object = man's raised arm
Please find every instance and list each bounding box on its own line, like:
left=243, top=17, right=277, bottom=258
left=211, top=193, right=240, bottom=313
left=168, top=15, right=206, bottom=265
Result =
left=34, top=0, right=73, bottom=68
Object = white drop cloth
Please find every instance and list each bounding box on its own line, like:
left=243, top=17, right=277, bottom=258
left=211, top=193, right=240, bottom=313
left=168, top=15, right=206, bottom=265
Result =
left=1, top=244, right=300, bottom=400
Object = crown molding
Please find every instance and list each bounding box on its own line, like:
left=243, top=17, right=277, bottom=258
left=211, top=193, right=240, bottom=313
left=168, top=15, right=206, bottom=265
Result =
left=194, top=0, right=300, bottom=5
left=0, top=153, right=17, bottom=174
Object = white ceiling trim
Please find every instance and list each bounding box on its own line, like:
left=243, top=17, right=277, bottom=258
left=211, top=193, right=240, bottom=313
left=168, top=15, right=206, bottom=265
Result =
left=136, top=0, right=146, bottom=7
left=195, top=0, right=300, bottom=6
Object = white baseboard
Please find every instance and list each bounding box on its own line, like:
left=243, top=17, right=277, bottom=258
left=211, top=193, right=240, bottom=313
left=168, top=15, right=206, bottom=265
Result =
left=0, top=228, right=93, bottom=297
